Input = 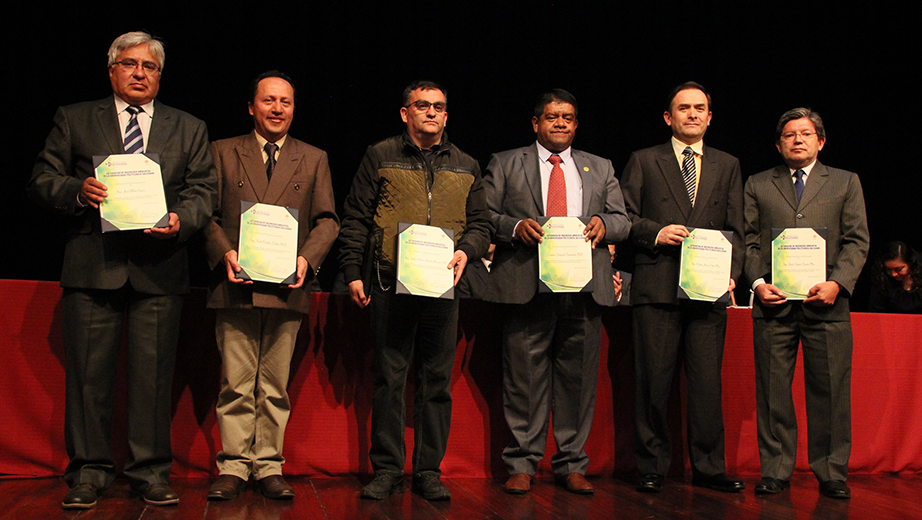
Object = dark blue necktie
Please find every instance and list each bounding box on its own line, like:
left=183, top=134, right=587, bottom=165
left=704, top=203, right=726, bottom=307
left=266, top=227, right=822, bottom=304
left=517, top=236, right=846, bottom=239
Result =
left=794, top=169, right=805, bottom=203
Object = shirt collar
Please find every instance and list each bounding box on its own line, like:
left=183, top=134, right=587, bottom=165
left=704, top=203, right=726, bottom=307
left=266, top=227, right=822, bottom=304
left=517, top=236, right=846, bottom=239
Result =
left=254, top=131, right=288, bottom=150
left=671, top=136, right=704, bottom=157
left=788, top=159, right=818, bottom=177
left=536, top=141, right=573, bottom=164
left=114, top=95, right=155, bottom=117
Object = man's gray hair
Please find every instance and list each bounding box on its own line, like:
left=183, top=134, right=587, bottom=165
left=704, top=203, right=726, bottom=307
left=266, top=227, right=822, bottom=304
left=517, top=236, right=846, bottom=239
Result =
left=107, top=31, right=165, bottom=70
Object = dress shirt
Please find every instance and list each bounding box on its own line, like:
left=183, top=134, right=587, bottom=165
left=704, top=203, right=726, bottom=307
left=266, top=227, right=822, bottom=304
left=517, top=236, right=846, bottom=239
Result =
left=670, top=136, right=703, bottom=202
left=254, top=132, right=288, bottom=163
left=536, top=141, right=583, bottom=217
left=787, top=160, right=816, bottom=183
left=114, top=96, right=154, bottom=153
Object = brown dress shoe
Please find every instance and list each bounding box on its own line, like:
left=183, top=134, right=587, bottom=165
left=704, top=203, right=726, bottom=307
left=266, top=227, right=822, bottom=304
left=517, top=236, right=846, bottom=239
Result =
left=504, top=473, right=533, bottom=494
left=207, top=475, right=247, bottom=500
left=258, top=475, right=295, bottom=499
left=559, top=473, right=594, bottom=494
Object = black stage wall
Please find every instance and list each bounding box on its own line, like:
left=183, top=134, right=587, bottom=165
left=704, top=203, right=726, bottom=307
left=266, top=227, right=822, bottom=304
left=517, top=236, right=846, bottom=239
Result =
left=7, top=2, right=918, bottom=309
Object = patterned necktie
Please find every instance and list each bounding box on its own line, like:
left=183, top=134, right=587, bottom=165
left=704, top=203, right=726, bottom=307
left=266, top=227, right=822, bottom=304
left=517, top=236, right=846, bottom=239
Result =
left=794, top=169, right=805, bottom=203
left=265, top=142, right=278, bottom=181
left=682, top=146, right=696, bottom=205
left=546, top=154, right=567, bottom=216
left=123, top=105, right=143, bottom=154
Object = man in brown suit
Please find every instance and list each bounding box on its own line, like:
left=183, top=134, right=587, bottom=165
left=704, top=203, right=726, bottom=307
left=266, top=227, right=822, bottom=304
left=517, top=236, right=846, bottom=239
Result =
left=203, top=71, right=339, bottom=500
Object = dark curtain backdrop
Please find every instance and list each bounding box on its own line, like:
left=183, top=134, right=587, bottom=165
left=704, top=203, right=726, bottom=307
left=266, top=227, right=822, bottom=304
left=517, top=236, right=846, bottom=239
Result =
left=8, top=2, right=918, bottom=310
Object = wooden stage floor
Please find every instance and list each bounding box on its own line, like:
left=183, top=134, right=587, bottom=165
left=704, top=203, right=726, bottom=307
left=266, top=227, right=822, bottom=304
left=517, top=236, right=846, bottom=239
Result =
left=1, top=474, right=920, bottom=519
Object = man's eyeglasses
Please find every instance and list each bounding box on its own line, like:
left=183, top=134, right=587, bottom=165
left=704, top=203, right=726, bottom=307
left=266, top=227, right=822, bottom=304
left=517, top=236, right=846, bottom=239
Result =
left=111, top=59, right=161, bottom=74
left=780, top=131, right=818, bottom=142
left=406, top=100, right=446, bottom=113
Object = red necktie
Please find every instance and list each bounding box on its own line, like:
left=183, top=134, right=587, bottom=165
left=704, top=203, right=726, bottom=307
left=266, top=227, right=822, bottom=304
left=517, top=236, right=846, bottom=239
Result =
left=546, top=154, right=567, bottom=216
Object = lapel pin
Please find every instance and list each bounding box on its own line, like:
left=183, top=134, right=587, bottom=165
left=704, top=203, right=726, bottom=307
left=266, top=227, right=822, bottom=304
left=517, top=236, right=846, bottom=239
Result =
left=583, top=166, right=589, bottom=172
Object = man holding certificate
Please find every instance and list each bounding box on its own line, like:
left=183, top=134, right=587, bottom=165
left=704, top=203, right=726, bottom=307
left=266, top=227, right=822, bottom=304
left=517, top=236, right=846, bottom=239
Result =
left=202, top=71, right=339, bottom=500
left=27, top=32, right=217, bottom=509
left=744, top=108, right=869, bottom=498
left=483, top=89, right=630, bottom=495
left=338, top=80, right=492, bottom=501
left=620, top=82, right=744, bottom=494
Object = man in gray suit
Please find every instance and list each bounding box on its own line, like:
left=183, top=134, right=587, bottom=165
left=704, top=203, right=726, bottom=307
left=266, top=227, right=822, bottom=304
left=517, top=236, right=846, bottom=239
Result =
left=27, top=31, right=217, bottom=509
left=744, top=108, right=869, bottom=499
left=620, top=82, right=745, bottom=493
left=484, top=89, right=630, bottom=494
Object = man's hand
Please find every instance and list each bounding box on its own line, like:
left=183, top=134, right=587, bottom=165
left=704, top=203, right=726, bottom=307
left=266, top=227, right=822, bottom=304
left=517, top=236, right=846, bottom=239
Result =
left=514, top=218, right=544, bottom=247
left=804, top=281, right=840, bottom=306
left=613, top=270, right=623, bottom=300
left=223, top=250, right=252, bottom=284
left=655, top=224, right=690, bottom=246
left=288, top=256, right=309, bottom=289
left=348, top=280, right=371, bottom=308
left=448, top=250, right=468, bottom=286
left=79, top=177, right=108, bottom=208
left=145, top=212, right=180, bottom=239
left=755, top=283, right=787, bottom=306
left=583, top=216, right=606, bottom=249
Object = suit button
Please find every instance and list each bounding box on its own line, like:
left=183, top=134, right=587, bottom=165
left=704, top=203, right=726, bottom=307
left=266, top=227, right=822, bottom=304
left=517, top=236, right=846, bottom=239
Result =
left=796, top=213, right=804, bottom=219
left=294, top=184, right=300, bottom=190
left=237, top=181, right=244, bottom=187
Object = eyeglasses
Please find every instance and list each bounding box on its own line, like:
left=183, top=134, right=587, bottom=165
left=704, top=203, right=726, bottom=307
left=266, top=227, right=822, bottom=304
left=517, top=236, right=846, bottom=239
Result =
left=780, top=131, right=818, bottom=142
left=111, top=59, right=161, bottom=74
left=406, top=100, right=446, bottom=113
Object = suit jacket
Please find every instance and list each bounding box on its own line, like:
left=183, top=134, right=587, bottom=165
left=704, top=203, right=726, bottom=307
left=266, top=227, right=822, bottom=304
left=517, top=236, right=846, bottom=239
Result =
left=483, top=143, right=631, bottom=306
left=203, top=132, right=339, bottom=314
left=27, top=96, right=217, bottom=294
left=744, top=162, right=869, bottom=320
left=620, top=141, right=744, bottom=306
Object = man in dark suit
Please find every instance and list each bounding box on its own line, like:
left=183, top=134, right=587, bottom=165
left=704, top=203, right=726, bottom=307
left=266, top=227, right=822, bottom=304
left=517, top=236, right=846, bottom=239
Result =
left=744, top=108, right=869, bottom=499
left=620, top=82, right=745, bottom=493
left=27, top=31, right=217, bottom=509
left=484, top=89, right=630, bottom=495
left=202, top=71, right=338, bottom=501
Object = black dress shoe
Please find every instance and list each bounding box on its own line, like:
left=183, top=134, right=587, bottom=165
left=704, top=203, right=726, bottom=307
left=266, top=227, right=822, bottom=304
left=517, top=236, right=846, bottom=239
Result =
left=207, top=474, right=247, bottom=500
left=755, top=477, right=790, bottom=495
left=62, top=483, right=98, bottom=509
left=258, top=475, right=295, bottom=499
left=819, top=480, right=851, bottom=499
left=142, top=483, right=179, bottom=506
left=692, top=474, right=745, bottom=493
left=637, top=473, right=664, bottom=493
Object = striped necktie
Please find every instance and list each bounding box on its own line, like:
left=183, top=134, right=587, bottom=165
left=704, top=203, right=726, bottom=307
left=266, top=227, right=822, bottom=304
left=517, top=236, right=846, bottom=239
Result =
left=123, top=105, right=143, bottom=154
left=682, top=146, right=696, bottom=205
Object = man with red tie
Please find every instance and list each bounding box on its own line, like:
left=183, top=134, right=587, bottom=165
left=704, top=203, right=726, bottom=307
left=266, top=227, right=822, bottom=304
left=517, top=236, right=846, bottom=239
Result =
left=483, top=89, right=630, bottom=494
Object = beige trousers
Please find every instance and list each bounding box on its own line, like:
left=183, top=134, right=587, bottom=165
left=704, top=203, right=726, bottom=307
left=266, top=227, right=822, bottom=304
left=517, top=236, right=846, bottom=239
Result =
left=214, top=308, right=302, bottom=479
